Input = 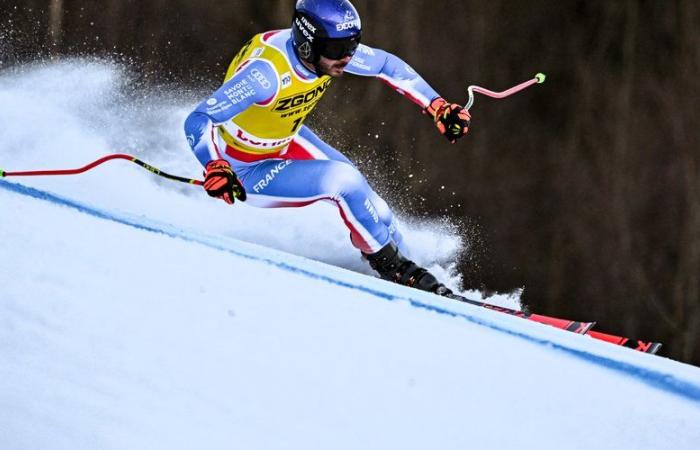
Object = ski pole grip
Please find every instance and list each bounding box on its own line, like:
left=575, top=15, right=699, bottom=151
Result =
left=0, top=168, right=5, bottom=178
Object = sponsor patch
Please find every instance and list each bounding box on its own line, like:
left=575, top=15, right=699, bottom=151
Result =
left=280, top=72, right=292, bottom=89
left=206, top=100, right=233, bottom=115
left=357, top=44, right=375, bottom=56
left=249, top=68, right=271, bottom=89
left=233, top=128, right=293, bottom=149
left=273, top=79, right=332, bottom=112
left=223, top=79, right=257, bottom=104
left=349, top=59, right=370, bottom=71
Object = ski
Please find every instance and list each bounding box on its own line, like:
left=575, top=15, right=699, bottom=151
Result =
left=587, top=330, right=663, bottom=355
left=449, top=294, right=595, bottom=335
left=449, top=294, right=663, bottom=355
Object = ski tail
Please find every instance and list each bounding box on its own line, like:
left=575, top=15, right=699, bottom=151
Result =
left=448, top=294, right=662, bottom=354
left=587, top=330, right=662, bottom=355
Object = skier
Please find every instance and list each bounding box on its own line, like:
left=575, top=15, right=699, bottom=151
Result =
left=184, top=0, right=471, bottom=296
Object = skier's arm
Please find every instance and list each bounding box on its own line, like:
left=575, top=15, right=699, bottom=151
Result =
left=344, top=44, right=440, bottom=108
left=345, top=44, right=471, bottom=142
left=184, top=60, right=279, bottom=166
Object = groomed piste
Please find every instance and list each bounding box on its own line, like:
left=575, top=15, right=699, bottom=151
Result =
left=2, top=62, right=700, bottom=450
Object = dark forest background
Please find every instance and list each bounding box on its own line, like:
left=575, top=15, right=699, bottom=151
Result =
left=2, top=0, right=699, bottom=364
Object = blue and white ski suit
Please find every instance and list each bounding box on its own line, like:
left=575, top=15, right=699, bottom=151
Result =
left=184, top=29, right=441, bottom=254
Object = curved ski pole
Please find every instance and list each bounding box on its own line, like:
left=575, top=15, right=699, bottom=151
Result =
left=1, top=154, right=204, bottom=186
left=465, top=72, right=546, bottom=111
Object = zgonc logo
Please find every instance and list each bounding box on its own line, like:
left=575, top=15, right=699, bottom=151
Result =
left=273, top=79, right=332, bottom=112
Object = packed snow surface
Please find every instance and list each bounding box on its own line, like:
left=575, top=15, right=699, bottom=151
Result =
left=2, top=61, right=700, bottom=450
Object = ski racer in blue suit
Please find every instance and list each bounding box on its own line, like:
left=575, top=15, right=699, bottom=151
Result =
left=184, top=0, right=472, bottom=296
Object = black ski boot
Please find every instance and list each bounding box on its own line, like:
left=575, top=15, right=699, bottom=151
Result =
left=364, top=242, right=453, bottom=296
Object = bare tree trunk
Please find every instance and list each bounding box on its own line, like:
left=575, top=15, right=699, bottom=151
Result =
left=47, top=0, right=64, bottom=57
left=106, top=0, right=124, bottom=48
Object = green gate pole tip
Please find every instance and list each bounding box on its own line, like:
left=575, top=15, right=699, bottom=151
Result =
left=0, top=169, right=5, bottom=178
left=535, top=73, right=547, bottom=84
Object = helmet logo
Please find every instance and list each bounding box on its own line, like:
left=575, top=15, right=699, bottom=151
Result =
left=295, top=16, right=316, bottom=42
left=299, top=15, right=317, bottom=33
left=336, top=21, right=359, bottom=31
left=298, top=42, right=312, bottom=59
left=337, top=10, right=360, bottom=31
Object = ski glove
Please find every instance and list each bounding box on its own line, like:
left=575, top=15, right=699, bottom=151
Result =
left=425, top=97, right=471, bottom=143
left=203, top=159, right=247, bottom=205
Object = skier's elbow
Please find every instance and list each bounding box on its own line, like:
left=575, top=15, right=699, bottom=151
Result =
left=184, top=112, right=210, bottom=149
left=183, top=112, right=216, bottom=166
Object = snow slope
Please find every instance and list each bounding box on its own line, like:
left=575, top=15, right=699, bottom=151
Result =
left=2, top=61, right=700, bottom=450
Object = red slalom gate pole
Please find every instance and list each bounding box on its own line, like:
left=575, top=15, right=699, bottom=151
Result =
left=0, top=154, right=203, bottom=186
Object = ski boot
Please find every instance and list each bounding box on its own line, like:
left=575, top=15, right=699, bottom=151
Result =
left=364, top=242, right=453, bottom=297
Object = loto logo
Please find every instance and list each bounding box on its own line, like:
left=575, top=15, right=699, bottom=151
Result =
left=235, top=129, right=293, bottom=149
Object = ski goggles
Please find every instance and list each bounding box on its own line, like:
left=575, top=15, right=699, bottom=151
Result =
left=316, top=35, right=361, bottom=60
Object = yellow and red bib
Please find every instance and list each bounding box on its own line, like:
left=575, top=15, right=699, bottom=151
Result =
left=218, top=31, right=332, bottom=160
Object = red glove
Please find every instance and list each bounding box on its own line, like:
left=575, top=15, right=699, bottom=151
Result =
left=425, top=97, right=471, bottom=143
left=203, top=159, right=246, bottom=205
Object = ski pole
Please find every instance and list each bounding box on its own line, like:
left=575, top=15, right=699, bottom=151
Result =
left=0, top=153, right=204, bottom=186
left=465, top=72, right=546, bottom=111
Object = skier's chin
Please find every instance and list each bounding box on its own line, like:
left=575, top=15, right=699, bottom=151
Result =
left=331, top=69, right=346, bottom=78
left=324, top=64, right=347, bottom=78
left=316, top=56, right=350, bottom=78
